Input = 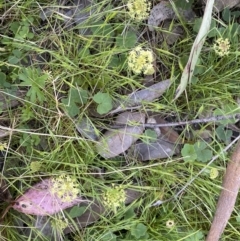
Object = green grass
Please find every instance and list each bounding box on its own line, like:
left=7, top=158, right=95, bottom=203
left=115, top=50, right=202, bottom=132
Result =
left=1, top=0, right=240, bottom=240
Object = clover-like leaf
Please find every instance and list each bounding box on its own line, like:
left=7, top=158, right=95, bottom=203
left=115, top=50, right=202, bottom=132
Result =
left=185, top=230, right=204, bottom=241
left=101, top=231, right=117, bottom=241
left=196, top=149, right=212, bottom=162
left=194, top=141, right=207, bottom=151
left=93, top=92, right=112, bottom=114
left=216, top=125, right=232, bottom=144
left=19, top=67, right=48, bottom=103
left=115, top=31, right=137, bottom=49
left=213, top=103, right=239, bottom=125
left=130, top=223, right=148, bottom=239
left=194, top=141, right=213, bottom=162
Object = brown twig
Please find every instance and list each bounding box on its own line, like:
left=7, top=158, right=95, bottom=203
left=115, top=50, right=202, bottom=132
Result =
left=206, top=139, right=240, bottom=240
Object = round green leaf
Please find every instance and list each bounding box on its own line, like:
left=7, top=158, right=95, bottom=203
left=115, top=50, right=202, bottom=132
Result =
left=181, top=144, right=197, bottom=162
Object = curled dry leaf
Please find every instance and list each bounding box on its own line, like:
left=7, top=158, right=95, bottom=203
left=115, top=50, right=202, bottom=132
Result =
left=0, top=89, right=26, bottom=110
left=126, top=80, right=171, bottom=106
left=161, top=21, right=184, bottom=45
left=131, top=138, right=179, bottom=161
left=130, top=116, right=181, bottom=161
left=148, top=1, right=195, bottom=31
left=75, top=117, right=99, bottom=141
left=96, top=112, right=145, bottom=158
left=111, top=79, right=171, bottom=114
left=206, top=140, right=240, bottom=241
left=12, top=178, right=85, bottom=216
left=151, top=115, right=182, bottom=143
left=40, top=0, right=97, bottom=35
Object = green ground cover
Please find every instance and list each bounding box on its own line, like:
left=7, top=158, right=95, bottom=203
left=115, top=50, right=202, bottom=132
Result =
left=1, top=0, right=240, bottom=240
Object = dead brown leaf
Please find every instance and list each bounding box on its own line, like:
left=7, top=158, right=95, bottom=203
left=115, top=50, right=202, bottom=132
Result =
left=131, top=138, right=179, bottom=161
left=206, top=139, right=240, bottom=240
left=111, top=79, right=171, bottom=114
left=148, top=1, right=195, bottom=31
left=96, top=112, right=145, bottom=158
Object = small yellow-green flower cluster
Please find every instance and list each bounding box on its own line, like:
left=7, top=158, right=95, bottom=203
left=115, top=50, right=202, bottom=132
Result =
left=127, top=0, right=151, bottom=21
left=103, top=184, right=126, bottom=212
left=128, top=46, right=155, bottom=75
left=0, top=142, right=7, bottom=151
left=210, top=167, right=219, bottom=179
left=30, top=161, right=42, bottom=172
left=51, top=217, right=69, bottom=232
left=213, top=38, right=230, bottom=57
left=50, top=174, right=79, bottom=202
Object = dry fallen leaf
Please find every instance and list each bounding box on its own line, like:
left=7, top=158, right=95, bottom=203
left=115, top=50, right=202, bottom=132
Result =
left=131, top=138, right=179, bottom=161
left=161, top=21, right=184, bottom=45
left=12, top=178, right=85, bottom=216
left=96, top=112, right=145, bottom=158
left=151, top=115, right=182, bottom=143
left=206, top=139, right=240, bottom=241
left=0, top=89, right=26, bottom=110
left=75, top=117, right=99, bottom=141
left=148, top=1, right=195, bottom=31
left=129, top=116, right=181, bottom=161
left=111, top=79, right=171, bottom=114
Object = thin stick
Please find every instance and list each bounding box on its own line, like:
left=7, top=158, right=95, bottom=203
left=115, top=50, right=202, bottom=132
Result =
left=110, top=114, right=240, bottom=129
left=0, top=125, right=85, bottom=140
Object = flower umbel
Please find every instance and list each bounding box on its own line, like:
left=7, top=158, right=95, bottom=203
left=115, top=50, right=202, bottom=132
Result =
left=51, top=217, right=69, bottom=232
left=50, top=174, right=79, bottom=202
left=210, top=168, right=219, bottom=179
left=0, top=142, right=7, bottom=151
left=127, top=0, right=151, bottom=21
left=213, top=38, right=230, bottom=56
left=128, top=46, right=155, bottom=75
left=30, top=161, right=42, bottom=172
left=103, top=184, right=126, bottom=213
